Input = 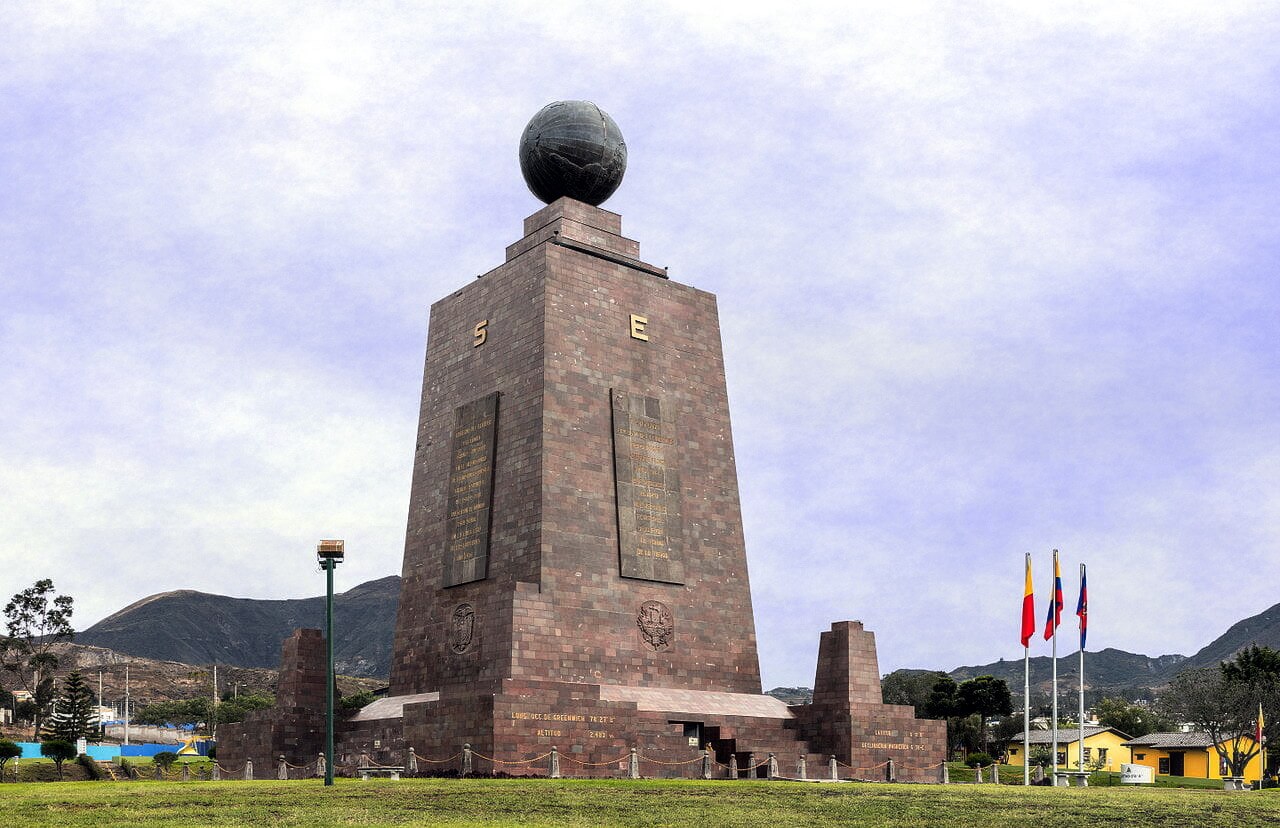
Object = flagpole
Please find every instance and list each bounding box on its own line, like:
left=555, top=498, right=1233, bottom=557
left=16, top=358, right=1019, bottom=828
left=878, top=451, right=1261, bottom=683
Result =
left=1051, top=549, right=1059, bottom=785
left=1078, top=562, right=1086, bottom=777
left=1023, top=552, right=1032, bottom=787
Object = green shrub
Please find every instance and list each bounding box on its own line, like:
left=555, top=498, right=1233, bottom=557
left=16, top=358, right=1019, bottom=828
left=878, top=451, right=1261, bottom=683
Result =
left=153, top=751, right=178, bottom=771
left=76, top=753, right=102, bottom=780
left=0, top=739, right=20, bottom=782
left=339, top=690, right=376, bottom=711
left=965, top=752, right=994, bottom=768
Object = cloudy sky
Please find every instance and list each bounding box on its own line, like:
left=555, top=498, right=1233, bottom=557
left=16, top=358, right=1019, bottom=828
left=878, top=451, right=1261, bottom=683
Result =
left=2, top=2, right=1277, bottom=688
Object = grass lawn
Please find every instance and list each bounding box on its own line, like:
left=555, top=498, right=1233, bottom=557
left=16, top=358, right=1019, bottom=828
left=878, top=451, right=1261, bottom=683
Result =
left=2, top=777, right=1279, bottom=827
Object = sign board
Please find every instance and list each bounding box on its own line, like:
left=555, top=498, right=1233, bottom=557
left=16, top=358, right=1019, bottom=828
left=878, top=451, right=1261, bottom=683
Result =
left=1120, top=763, right=1154, bottom=784
left=76, top=737, right=87, bottom=756
left=611, top=390, right=684, bottom=584
left=442, top=392, right=499, bottom=587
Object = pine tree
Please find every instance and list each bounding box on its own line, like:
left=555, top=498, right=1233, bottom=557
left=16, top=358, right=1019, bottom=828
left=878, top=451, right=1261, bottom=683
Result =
left=42, top=671, right=102, bottom=743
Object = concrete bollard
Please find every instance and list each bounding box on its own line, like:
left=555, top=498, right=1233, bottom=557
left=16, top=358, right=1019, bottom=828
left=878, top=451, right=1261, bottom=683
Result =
left=278, top=756, right=288, bottom=780
left=830, top=755, right=838, bottom=781
left=212, top=763, right=221, bottom=781
left=747, top=753, right=756, bottom=780
left=975, top=765, right=983, bottom=784
left=316, top=753, right=326, bottom=778
left=702, top=749, right=712, bottom=780
left=1033, top=765, right=1044, bottom=784
left=941, top=762, right=949, bottom=784
left=730, top=754, right=739, bottom=780
left=887, top=759, right=896, bottom=783
left=462, top=744, right=472, bottom=777
left=766, top=753, right=777, bottom=780
left=407, top=747, right=418, bottom=775
left=155, top=763, right=163, bottom=780
left=182, top=763, right=190, bottom=782
left=798, top=754, right=807, bottom=781
left=550, top=747, right=560, bottom=779
left=244, top=760, right=253, bottom=780
left=992, top=763, right=999, bottom=784
left=628, top=747, right=640, bottom=779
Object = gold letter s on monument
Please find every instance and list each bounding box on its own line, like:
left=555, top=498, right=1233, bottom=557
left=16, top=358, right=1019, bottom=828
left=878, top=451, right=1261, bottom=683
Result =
left=473, top=320, right=488, bottom=347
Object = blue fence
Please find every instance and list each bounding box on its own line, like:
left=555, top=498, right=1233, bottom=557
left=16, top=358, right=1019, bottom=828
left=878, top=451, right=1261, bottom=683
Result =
left=15, top=742, right=202, bottom=759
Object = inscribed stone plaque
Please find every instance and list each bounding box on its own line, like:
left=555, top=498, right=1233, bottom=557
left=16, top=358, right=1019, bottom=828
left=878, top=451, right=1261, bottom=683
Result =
left=443, top=392, right=498, bottom=587
left=611, top=389, right=684, bottom=584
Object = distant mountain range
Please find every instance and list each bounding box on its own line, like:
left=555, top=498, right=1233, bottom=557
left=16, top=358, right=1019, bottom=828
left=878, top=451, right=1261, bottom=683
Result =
left=942, top=600, right=1280, bottom=695
left=77, top=576, right=400, bottom=678
left=79, top=576, right=1280, bottom=694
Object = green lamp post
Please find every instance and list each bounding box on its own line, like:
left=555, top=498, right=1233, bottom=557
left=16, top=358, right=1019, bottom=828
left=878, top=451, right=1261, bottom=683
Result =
left=317, top=539, right=344, bottom=787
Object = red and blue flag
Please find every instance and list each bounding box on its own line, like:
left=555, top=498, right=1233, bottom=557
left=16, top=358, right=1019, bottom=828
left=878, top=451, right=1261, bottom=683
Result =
left=1043, top=550, right=1063, bottom=640
left=1076, top=565, right=1088, bottom=649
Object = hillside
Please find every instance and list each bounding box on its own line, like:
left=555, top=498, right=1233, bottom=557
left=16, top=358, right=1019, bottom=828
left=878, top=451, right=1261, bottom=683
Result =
left=949, top=648, right=1187, bottom=693
left=77, top=576, right=400, bottom=678
left=1166, top=600, right=1280, bottom=676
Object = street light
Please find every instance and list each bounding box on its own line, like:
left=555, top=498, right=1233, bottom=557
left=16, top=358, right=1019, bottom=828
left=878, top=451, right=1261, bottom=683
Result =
left=317, top=539, right=344, bottom=787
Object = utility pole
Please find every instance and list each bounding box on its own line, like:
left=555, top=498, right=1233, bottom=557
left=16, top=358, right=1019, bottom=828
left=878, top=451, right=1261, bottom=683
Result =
left=212, top=664, right=218, bottom=743
left=124, top=664, right=131, bottom=746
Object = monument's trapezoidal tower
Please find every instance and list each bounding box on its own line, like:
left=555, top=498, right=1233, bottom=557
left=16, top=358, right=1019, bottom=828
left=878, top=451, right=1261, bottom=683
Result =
left=389, top=196, right=763, bottom=697
left=217, top=101, right=945, bottom=779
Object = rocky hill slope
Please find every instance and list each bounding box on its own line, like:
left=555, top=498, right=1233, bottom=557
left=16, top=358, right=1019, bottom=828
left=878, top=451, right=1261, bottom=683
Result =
left=77, top=576, right=400, bottom=678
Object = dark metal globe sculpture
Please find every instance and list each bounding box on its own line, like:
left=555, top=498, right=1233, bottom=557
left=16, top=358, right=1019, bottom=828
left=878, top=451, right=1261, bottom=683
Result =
left=519, top=101, right=627, bottom=206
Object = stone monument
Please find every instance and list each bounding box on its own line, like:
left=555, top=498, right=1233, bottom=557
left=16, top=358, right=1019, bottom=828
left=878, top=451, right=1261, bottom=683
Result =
left=218, top=101, right=944, bottom=779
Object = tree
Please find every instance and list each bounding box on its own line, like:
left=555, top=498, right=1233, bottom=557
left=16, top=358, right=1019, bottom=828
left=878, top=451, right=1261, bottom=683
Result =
left=1160, top=667, right=1262, bottom=778
left=214, top=692, right=274, bottom=725
left=1, top=580, right=74, bottom=736
left=1219, top=645, right=1280, bottom=774
left=1094, top=697, right=1170, bottom=738
left=40, top=739, right=76, bottom=779
left=133, top=698, right=209, bottom=728
left=0, top=739, right=20, bottom=781
left=881, top=671, right=947, bottom=714
left=954, top=675, right=1014, bottom=754
left=924, top=675, right=958, bottom=719
left=43, top=671, right=102, bottom=743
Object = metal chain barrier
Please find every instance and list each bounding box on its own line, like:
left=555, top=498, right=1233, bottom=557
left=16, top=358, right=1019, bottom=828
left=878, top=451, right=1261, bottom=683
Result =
left=469, top=750, right=553, bottom=766
left=197, top=749, right=950, bottom=783
left=410, top=750, right=462, bottom=765
left=558, top=751, right=633, bottom=767
left=638, top=754, right=706, bottom=767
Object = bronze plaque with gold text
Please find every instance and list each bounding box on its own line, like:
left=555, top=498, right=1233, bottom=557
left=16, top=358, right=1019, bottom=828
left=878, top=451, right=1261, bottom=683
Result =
left=442, top=392, right=498, bottom=587
left=611, top=390, right=684, bottom=584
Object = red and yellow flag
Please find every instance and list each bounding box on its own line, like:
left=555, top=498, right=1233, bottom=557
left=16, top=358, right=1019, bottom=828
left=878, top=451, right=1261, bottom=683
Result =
left=1020, top=553, right=1035, bottom=648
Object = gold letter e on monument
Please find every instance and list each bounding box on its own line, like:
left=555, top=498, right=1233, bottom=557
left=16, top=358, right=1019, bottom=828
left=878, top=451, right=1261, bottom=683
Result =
left=629, top=314, right=649, bottom=341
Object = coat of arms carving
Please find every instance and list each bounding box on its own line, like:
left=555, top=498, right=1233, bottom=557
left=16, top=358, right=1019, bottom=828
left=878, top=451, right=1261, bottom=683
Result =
left=636, top=600, right=674, bottom=651
left=450, top=603, right=476, bottom=653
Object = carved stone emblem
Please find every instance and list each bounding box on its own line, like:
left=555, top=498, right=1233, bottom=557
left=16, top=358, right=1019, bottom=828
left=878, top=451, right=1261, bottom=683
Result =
left=450, top=603, right=476, bottom=653
left=636, top=600, right=674, bottom=651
